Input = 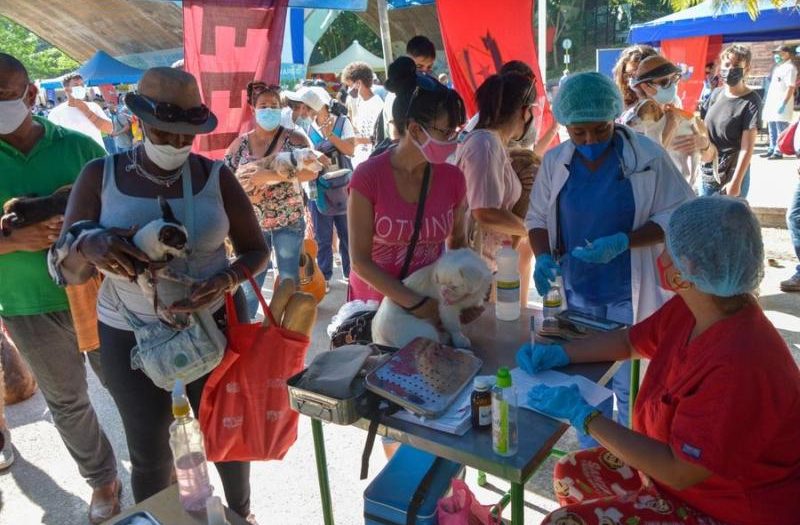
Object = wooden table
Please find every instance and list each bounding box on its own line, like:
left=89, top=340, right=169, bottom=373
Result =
left=307, top=306, right=619, bottom=525
left=103, top=484, right=249, bottom=525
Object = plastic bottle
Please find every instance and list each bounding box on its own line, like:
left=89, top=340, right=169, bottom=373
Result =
left=491, top=367, right=518, bottom=457
left=169, top=379, right=213, bottom=511
left=495, top=243, right=521, bottom=321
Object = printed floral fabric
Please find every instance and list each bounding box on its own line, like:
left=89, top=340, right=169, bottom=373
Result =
left=542, top=447, right=729, bottom=525
left=224, top=132, right=305, bottom=231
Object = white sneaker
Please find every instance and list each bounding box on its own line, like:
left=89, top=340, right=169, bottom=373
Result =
left=0, top=428, right=15, bottom=470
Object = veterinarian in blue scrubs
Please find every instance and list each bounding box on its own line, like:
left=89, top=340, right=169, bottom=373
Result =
left=523, top=72, right=694, bottom=447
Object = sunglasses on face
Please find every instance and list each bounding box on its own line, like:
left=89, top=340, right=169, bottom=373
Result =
left=141, top=95, right=210, bottom=124
left=646, top=73, right=681, bottom=89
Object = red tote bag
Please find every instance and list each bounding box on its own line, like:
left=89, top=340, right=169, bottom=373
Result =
left=200, top=279, right=309, bottom=462
left=778, top=120, right=798, bottom=156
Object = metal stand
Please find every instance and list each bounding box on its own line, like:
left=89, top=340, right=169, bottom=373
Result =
left=311, top=419, right=335, bottom=525
left=510, top=482, right=524, bottom=524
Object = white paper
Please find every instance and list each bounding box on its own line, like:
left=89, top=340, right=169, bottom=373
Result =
left=511, top=368, right=613, bottom=415
left=391, top=381, right=474, bottom=435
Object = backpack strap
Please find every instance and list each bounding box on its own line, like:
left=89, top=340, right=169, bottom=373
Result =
left=406, top=457, right=444, bottom=525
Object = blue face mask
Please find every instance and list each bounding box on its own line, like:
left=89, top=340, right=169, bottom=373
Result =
left=255, top=107, right=282, bottom=131
left=575, top=138, right=612, bottom=161
left=653, top=83, right=677, bottom=105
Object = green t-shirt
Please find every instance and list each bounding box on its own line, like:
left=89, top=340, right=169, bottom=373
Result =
left=0, top=117, right=106, bottom=317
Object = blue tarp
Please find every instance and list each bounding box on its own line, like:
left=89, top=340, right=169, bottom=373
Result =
left=77, top=50, right=145, bottom=86
left=629, top=0, right=800, bottom=46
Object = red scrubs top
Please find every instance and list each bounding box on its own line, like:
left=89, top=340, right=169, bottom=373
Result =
left=629, top=296, right=800, bottom=525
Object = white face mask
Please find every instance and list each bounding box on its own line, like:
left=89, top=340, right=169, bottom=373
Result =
left=0, top=85, right=30, bottom=135
left=70, top=85, right=87, bottom=100
left=143, top=135, right=192, bottom=171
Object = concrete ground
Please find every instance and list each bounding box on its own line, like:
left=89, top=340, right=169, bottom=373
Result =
left=1, top=153, right=799, bottom=525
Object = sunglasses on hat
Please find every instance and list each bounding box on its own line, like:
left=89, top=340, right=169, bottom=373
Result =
left=140, top=95, right=210, bottom=125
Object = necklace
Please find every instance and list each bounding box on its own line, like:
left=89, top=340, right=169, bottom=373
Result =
left=125, top=146, right=183, bottom=187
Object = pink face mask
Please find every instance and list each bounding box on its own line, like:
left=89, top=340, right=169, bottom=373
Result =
left=416, top=127, right=457, bottom=164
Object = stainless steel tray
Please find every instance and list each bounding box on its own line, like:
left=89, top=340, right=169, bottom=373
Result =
left=287, top=368, right=363, bottom=425
left=364, top=337, right=482, bottom=418
left=287, top=344, right=396, bottom=425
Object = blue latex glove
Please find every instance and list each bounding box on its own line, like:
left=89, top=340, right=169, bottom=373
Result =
left=533, top=254, right=560, bottom=296
left=571, top=232, right=629, bottom=264
left=527, top=384, right=599, bottom=436
left=779, top=103, right=787, bottom=114
left=516, top=343, right=570, bottom=374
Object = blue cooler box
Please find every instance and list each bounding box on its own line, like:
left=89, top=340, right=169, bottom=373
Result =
left=364, top=445, right=463, bottom=525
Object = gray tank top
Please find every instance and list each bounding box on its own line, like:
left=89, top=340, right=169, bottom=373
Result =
left=97, top=155, right=230, bottom=331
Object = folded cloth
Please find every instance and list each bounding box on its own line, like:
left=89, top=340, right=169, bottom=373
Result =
left=297, top=345, right=373, bottom=399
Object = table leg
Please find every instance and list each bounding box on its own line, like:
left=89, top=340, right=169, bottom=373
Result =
left=311, top=419, right=335, bottom=525
left=510, top=481, right=524, bottom=524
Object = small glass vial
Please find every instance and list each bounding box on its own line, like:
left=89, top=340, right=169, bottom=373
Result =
left=471, top=377, right=492, bottom=429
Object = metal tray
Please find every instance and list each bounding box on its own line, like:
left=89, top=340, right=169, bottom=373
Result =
left=365, top=337, right=482, bottom=418
left=112, top=511, right=163, bottom=525
left=287, top=344, right=396, bottom=425
left=287, top=368, right=364, bottom=425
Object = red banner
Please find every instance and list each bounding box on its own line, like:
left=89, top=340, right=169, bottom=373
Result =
left=661, top=35, right=722, bottom=114
left=435, top=0, right=556, bottom=147
left=183, top=0, right=288, bottom=159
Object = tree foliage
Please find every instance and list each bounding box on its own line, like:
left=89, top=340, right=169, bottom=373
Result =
left=309, top=12, right=383, bottom=66
left=667, top=0, right=793, bottom=20
left=0, top=16, right=78, bottom=80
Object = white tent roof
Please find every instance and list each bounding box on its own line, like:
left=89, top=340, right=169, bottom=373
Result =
left=308, top=40, right=385, bottom=74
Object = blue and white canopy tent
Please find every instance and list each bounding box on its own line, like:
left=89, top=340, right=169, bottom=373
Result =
left=629, top=0, right=800, bottom=46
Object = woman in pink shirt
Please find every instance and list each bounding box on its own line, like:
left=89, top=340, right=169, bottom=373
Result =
left=456, top=72, right=537, bottom=270
left=348, top=56, right=468, bottom=326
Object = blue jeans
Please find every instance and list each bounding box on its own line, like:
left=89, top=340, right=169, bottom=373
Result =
left=788, top=175, right=800, bottom=275
left=243, top=219, right=305, bottom=319
left=768, top=121, right=790, bottom=156
left=309, top=200, right=349, bottom=281
left=698, top=167, right=751, bottom=198
left=566, top=299, right=634, bottom=449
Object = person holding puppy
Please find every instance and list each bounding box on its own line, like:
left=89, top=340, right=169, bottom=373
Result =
left=53, top=67, right=268, bottom=522
left=224, top=81, right=319, bottom=318
left=624, top=55, right=709, bottom=187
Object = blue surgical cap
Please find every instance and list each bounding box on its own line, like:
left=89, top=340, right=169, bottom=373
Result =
left=667, top=197, right=764, bottom=297
left=552, top=72, right=623, bottom=125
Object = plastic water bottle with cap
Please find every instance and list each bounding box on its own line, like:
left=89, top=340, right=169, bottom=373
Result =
left=491, top=367, right=518, bottom=456
left=541, top=271, right=564, bottom=337
left=495, top=242, right=520, bottom=321
left=170, top=379, right=213, bottom=511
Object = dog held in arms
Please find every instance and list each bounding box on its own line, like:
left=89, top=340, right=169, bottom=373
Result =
left=128, top=196, right=197, bottom=328
left=372, top=249, right=492, bottom=349
left=1, top=185, right=72, bottom=236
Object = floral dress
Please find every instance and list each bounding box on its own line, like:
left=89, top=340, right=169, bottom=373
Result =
left=224, top=129, right=305, bottom=231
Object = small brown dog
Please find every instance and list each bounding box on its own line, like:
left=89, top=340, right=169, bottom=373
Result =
left=1, top=185, right=72, bottom=236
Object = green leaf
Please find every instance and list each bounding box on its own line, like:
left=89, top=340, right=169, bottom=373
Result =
left=0, top=16, right=78, bottom=80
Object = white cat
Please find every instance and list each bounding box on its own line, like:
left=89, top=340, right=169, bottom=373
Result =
left=372, top=248, right=492, bottom=349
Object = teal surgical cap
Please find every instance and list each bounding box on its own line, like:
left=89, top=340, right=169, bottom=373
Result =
left=667, top=196, right=764, bottom=297
left=552, top=72, right=624, bottom=125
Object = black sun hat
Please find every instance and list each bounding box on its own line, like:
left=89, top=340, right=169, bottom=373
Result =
left=125, top=67, right=217, bottom=135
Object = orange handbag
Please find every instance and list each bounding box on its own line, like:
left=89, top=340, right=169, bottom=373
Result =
left=199, top=277, right=309, bottom=462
